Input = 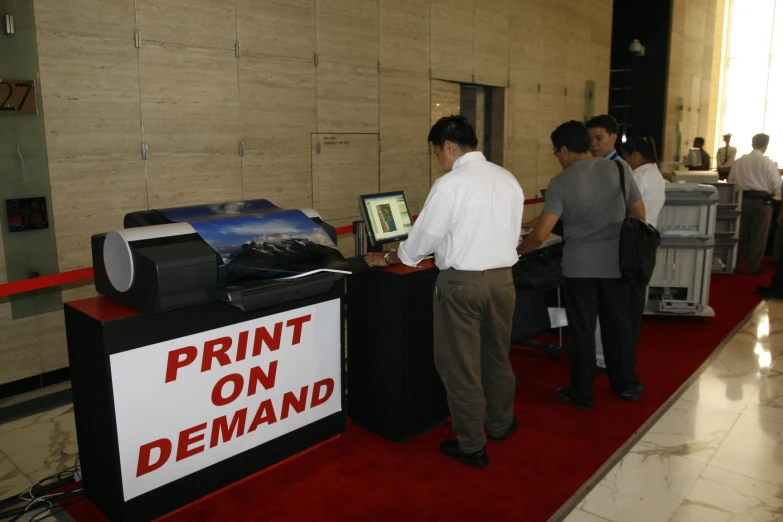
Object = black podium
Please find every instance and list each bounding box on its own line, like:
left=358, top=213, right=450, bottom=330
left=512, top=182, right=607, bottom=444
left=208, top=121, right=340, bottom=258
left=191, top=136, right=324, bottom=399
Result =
left=65, top=284, right=346, bottom=522
left=346, top=260, right=449, bottom=443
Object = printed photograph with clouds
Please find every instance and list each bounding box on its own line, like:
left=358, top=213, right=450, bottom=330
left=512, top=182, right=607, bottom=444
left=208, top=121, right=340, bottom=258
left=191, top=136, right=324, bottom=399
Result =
left=158, top=202, right=349, bottom=281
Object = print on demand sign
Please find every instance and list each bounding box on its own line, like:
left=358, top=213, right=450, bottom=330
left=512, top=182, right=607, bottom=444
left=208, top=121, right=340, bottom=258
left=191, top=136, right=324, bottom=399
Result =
left=110, top=299, right=342, bottom=500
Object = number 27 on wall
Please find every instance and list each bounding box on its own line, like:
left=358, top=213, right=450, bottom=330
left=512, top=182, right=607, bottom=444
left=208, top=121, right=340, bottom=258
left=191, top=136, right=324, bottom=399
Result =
left=0, top=79, right=38, bottom=115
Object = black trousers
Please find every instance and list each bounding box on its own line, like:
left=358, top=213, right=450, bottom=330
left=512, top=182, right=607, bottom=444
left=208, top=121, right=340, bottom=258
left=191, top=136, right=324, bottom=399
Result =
left=629, top=283, right=647, bottom=347
left=595, top=283, right=646, bottom=365
left=771, top=259, right=783, bottom=290
left=564, top=277, right=641, bottom=403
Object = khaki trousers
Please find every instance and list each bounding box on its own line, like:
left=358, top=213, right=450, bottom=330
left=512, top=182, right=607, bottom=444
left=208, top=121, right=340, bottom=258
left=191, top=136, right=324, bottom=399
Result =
left=738, top=196, right=773, bottom=273
left=433, top=268, right=516, bottom=453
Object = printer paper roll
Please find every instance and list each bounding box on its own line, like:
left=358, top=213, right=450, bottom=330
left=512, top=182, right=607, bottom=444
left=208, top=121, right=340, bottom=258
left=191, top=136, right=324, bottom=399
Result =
left=104, top=223, right=196, bottom=293
left=171, top=209, right=349, bottom=281
left=157, top=200, right=280, bottom=223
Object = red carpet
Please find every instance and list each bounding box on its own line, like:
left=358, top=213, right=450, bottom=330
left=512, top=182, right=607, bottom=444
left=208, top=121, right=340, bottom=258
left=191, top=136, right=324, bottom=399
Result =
left=67, top=270, right=771, bottom=522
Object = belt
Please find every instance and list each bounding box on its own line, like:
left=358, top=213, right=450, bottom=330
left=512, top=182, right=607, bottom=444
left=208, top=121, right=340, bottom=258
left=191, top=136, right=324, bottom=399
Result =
left=744, top=190, right=772, bottom=198
left=444, top=267, right=511, bottom=273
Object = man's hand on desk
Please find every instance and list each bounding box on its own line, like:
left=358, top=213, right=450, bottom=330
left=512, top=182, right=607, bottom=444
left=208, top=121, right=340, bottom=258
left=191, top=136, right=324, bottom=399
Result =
left=364, top=251, right=401, bottom=267
left=517, top=213, right=560, bottom=257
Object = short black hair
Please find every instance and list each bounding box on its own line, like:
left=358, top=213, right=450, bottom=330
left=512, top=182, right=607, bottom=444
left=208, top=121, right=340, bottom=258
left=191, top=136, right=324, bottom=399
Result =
left=753, top=133, right=770, bottom=149
left=551, top=120, right=591, bottom=154
left=694, top=137, right=705, bottom=147
left=621, top=136, right=660, bottom=164
left=427, top=115, right=479, bottom=149
left=585, top=114, right=619, bottom=135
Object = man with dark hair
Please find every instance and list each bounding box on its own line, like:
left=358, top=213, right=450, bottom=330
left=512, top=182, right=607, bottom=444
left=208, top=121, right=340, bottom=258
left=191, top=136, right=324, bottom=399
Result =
left=730, top=133, right=782, bottom=274
left=687, top=137, right=711, bottom=171
left=585, top=114, right=626, bottom=374
left=518, top=120, right=646, bottom=411
left=365, top=115, right=525, bottom=468
left=586, top=114, right=624, bottom=162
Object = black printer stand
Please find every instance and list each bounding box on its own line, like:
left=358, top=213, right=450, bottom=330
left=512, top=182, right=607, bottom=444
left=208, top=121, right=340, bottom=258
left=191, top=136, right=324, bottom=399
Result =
left=346, top=260, right=449, bottom=443
left=65, top=284, right=345, bottom=522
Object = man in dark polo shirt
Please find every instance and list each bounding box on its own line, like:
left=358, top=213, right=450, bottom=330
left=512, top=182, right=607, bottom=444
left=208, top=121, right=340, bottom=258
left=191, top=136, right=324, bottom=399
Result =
left=518, top=120, right=646, bottom=410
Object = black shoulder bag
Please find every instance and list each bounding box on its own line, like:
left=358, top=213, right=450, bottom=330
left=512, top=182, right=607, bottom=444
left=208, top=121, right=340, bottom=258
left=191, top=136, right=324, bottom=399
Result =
left=615, top=160, right=661, bottom=285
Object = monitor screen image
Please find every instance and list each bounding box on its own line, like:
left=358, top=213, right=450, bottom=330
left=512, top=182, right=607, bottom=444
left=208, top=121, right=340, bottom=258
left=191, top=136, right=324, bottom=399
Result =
left=358, top=192, right=413, bottom=245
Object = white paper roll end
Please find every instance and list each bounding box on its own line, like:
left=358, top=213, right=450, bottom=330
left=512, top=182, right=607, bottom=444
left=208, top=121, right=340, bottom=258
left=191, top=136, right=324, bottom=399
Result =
left=104, top=231, right=134, bottom=293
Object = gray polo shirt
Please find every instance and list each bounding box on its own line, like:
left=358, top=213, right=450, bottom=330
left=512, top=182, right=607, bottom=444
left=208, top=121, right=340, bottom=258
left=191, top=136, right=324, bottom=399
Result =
left=543, top=157, right=642, bottom=279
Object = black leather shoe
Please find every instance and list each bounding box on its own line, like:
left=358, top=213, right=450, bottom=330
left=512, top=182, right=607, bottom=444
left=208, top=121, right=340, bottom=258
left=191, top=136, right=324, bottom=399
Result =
left=555, top=387, right=594, bottom=411
left=594, top=366, right=607, bottom=377
left=515, top=377, right=522, bottom=387
left=757, top=285, right=783, bottom=300
left=619, top=383, right=644, bottom=402
left=438, top=440, right=489, bottom=468
left=488, top=416, right=519, bottom=441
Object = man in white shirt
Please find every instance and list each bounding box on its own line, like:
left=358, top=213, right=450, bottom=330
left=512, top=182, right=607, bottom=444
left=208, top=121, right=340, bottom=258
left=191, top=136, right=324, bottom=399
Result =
left=729, top=133, right=783, bottom=274
left=717, top=133, right=737, bottom=179
left=364, top=115, right=525, bottom=468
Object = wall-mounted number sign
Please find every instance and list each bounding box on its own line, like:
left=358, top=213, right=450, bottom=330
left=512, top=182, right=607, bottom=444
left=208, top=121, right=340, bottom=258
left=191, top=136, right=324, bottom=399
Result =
left=0, top=79, right=37, bottom=115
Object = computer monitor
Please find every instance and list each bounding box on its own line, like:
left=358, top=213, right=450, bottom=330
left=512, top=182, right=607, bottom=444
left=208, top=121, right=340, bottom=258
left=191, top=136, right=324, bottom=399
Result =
left=357, top=191, right=413, bottom=247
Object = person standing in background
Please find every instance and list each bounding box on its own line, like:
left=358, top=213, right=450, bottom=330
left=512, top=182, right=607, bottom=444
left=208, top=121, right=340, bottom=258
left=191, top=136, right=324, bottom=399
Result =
left=365, top=115, right=525, bottom=468
left=717, top=133, right=737, bottom=180
left=730, top=133, right=782, bottom=275
left=585, top=115, right=628, bottom=374
left=686, top=137, right=711, bottom=171
left=619, top=137, right=665, bottom=345
left=593, top=136, right=666, bottom=375
left=586, top=115, right=626, bottom=163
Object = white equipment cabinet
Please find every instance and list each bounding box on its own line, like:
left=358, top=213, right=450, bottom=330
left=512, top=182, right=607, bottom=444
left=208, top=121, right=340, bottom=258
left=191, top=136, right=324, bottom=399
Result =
left=707, top=182, right=742, bottom=273
left=646, top=183, right=718, bottom=318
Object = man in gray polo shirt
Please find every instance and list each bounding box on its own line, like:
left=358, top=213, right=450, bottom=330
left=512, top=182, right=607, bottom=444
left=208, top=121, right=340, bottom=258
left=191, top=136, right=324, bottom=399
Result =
left=518, top=120, right=646, bottom=410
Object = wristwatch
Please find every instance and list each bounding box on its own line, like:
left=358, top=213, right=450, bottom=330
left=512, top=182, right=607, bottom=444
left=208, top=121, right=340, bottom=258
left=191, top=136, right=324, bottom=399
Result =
left=384, top=252, right=391, bottom=265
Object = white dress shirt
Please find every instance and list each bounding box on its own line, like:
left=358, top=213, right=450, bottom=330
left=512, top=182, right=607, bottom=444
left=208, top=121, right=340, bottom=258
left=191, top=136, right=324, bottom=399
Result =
left=717, top=145, right=737, bottom=169
left=632, top=162, right=666, bottom=228
left=397, top=151, right=525, bottom=271
left=729, top=149, right=782, bottom=194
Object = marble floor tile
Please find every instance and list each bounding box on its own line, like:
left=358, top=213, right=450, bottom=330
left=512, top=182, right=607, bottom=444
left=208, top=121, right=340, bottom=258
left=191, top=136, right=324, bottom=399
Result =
left=670, top=464, right=783, bottom=522
left=708, top=413, right=783, bottom=487
left=679, top=373, right=765, bottom=414
left=636, top=397, right=740, bottom=464
left=743, top=372, right=783, bottom=424
left=562, top=508, right=612, bottom=522
left=0, top=404, right=74, bottom=436
left=578, top=450, right=705, bottom=522
left=727, top=331, right=783, bottom=360
left=702, top=337, right=783, bottom=380
left=0, top=450, right=32, bottom=502
left=0, top=408, right=78, bottom=483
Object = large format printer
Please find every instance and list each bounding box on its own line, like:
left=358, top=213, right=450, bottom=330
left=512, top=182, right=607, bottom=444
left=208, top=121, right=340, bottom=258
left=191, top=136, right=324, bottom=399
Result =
left=91, top=200, right=347, bottom=314
left=69, top=200, right=349, bottom=522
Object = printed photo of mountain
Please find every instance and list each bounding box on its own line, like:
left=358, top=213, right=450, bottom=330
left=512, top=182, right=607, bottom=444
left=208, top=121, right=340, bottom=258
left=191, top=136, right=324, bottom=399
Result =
left=158, top=199, right=280, bottom=223
left=183, top=209, right=350, bottom=282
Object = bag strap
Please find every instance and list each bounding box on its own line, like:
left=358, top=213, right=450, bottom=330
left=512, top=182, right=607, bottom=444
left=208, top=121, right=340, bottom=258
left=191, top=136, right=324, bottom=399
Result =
left=615, top=160, right=626, bottom=201
left=615, top=160, right=628, bottom=218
